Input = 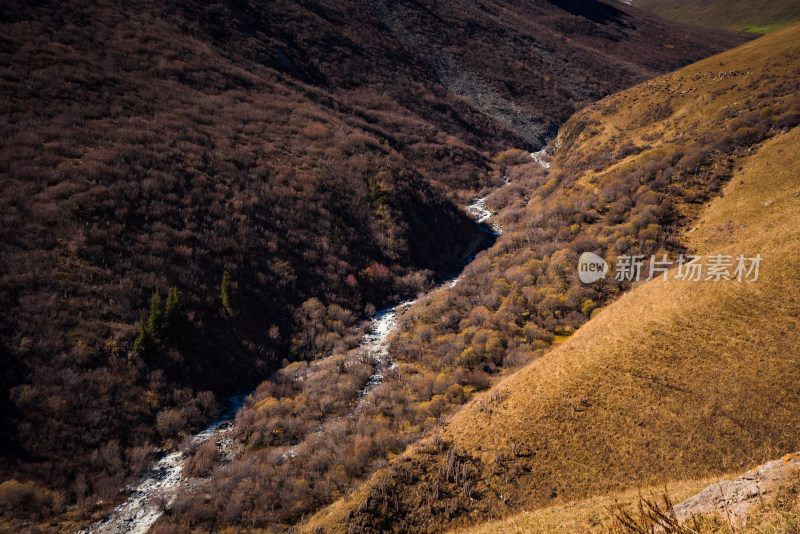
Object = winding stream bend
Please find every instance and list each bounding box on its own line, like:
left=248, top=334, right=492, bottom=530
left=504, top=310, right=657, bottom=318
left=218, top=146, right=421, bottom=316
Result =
left=77, top=396, right=247, bottom=534
left=531, top=148, right=550, bottom=170
left=77, top=165, right=547, bottom=533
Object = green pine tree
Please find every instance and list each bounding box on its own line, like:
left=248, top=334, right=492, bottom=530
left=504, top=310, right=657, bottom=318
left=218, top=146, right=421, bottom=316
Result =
left=369, top=176, right=388, bottom=207
left=133, top=311, right=154, bottom=355
left=221, top=270, right=238, bottom=318
left=147, top=289, right=165, bottom=336
left=164, top=286, right=186, bottom=335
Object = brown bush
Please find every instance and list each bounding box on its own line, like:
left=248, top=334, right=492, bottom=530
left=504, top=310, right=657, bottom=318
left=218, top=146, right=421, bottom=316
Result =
left=184, top=440, right=219, bottom=478
left=0, top=479, right=61, bottom=519
left=157, top=409, right=188, bottom=440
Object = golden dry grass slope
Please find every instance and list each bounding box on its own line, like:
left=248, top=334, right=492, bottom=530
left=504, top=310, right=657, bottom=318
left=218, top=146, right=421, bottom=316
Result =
left=301, top=23, right=800, bottom=534
left=454, top=475, right=726, bottom=534
left=452, top=120, right=800, bottom=532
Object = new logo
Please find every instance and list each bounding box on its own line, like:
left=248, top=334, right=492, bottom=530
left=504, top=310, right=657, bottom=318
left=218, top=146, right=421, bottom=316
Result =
left=578, top=252, right=608, bottom=284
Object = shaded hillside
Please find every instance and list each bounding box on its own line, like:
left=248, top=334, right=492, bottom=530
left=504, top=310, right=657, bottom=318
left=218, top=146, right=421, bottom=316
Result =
left=0, top=0, right=484, bottom=518
left=301, top=24, right=800, bottom=533
left=0, top=0, right=737, bottom=529
left=633, top=0, right=800, bottom=34
left=239, top=0, right=743, bottom=146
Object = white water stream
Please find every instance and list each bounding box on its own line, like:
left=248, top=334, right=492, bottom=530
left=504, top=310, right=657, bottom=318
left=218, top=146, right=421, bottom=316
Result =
left=79, top=153, right=548, bottom=533
left=355, top=300, right=414, bottom=398
left=531, top=148, right=550, bottom=170
left=77, top=396, right=246, bottom=534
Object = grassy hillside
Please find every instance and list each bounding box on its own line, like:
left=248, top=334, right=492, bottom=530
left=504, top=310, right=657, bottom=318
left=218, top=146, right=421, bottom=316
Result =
left=453, top=119, right=800, bottom=534
left=454, top=475, right=726, bottom=533
left=457, top=455, right=800, bottom=533
left=301, top=23, right=800, bottom=533
left=633, top=0, right=800, bottom=33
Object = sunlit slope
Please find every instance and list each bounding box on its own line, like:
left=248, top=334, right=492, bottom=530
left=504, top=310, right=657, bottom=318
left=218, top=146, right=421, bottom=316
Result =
left=453, top=475, right=726, bottom=534
left=302, top=24, right=800, bottom=533
left=452, top=119, right=800, bottom=534
left=634, top=0, right=800, bottom=33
